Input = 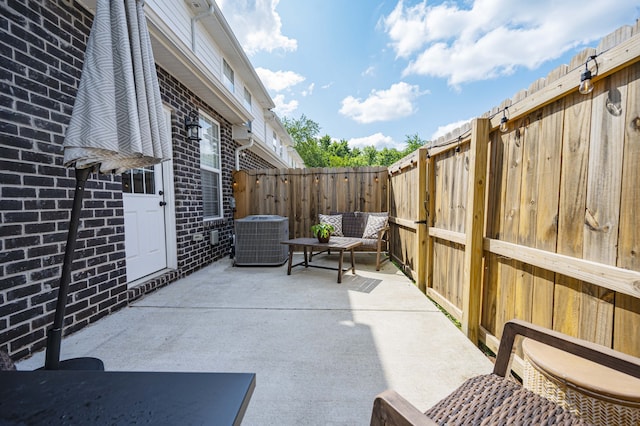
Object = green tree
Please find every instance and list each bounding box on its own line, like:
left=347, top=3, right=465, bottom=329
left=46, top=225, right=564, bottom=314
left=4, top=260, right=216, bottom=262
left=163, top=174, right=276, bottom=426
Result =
left=362, top=146, right=378, bottom=165
left=283, top=114, right=429, bottom=168
left=283, top=115, right=327, bottom=167
left=328, top=139, right=351, bottom=158
left=377, top=147, right=404, bottom=166
left=402, top=133, right=427, bottom=156
left=282, top=114, right=320, bottom=143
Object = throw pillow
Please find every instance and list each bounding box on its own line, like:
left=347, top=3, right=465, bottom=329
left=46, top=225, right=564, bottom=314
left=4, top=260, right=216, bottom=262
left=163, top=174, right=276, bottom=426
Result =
left=319, top=214, right=343, bottom=237
left=362, top=214, right=387, bottom=239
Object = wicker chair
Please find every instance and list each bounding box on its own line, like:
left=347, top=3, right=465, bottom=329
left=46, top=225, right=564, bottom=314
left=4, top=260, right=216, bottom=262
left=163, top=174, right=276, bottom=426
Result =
left=371, top=320, right=640, bottom=425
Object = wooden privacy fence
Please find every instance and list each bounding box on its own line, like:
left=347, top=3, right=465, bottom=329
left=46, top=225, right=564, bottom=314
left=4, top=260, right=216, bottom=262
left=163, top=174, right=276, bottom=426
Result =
left=388, top=23, right=640, bottom=359
left=232, top=166, right=388, bottom=238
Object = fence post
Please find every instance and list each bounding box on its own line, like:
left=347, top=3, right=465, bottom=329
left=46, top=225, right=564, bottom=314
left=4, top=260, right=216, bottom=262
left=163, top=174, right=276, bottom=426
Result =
left=461, top=118, right=490, bottom=343
left=416, top=147, right=429, bottom=292
left=232, top=170, right=249, bottom=219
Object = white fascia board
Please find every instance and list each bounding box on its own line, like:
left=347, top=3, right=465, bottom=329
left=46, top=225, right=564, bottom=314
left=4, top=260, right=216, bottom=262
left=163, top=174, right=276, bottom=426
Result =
left=248, top=137, right=290, bottom=169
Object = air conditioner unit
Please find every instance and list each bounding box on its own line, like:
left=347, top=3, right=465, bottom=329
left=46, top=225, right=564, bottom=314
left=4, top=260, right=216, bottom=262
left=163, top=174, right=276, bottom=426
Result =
left=234, top=215, right=289, bottom=266
left=232, top=123, right=252, bottom=142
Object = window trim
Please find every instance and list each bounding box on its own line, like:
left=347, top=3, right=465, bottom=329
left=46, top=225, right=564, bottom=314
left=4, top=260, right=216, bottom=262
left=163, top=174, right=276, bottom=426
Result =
left=223, top=59, right=235, bottom=93
left=243, top=86, right=252, bottom=111
left=199, top=111, right=223, bottom=222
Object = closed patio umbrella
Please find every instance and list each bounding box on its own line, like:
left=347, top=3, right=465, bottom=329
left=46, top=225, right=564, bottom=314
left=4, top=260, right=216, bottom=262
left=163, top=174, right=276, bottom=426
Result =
left=45, top=0, right=170, bottom=370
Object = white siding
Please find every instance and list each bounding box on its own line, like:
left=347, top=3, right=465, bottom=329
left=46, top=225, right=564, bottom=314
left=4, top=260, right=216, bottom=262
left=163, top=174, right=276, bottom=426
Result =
left=146, top=0, right=192, bottom=49
left=197, top=29, right=222, bottom=80
left=145, top=0, right=295, bottom=168
left=251, top=109, right=266, bottom=143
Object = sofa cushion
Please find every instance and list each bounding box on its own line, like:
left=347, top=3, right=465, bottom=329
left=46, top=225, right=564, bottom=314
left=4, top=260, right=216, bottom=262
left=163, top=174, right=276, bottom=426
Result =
left=319, top=214, right=343, bottom=237
left=362, top=214, right=388, bottom=239
left=334, top=212, right=366, bottom=238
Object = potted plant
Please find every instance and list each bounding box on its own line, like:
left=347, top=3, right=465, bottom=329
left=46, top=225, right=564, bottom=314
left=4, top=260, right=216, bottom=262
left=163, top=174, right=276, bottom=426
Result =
left=311, top=223, right=334, bottom=243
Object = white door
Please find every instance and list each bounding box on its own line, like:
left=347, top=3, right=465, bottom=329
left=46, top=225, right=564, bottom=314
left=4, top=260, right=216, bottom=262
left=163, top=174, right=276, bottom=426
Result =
left=123, top=165, right=168, bottom=282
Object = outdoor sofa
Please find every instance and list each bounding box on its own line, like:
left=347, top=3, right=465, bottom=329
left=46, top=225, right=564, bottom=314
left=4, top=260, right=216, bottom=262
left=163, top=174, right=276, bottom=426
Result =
left=317, top=212, right=390, bottom=271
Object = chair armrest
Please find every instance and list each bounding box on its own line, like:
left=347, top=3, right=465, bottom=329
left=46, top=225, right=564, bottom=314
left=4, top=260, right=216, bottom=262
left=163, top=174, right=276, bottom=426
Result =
left=494, top=319, right=640, bottom=379
left=371, top=390, right=438, bottom=426
left=376, top=226, right=390, bottom=242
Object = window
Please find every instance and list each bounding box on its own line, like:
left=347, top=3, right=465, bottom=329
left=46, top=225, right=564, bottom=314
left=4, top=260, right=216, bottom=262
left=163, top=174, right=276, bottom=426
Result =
left=223, top=59, right=234, bottom=93
left=272, top=131, right=278, bottom=152
left=122, top=166, right=156, bottom=194
left=199, top=113, right=222, bottom=220
left=243, top=87, right=252, bottom=111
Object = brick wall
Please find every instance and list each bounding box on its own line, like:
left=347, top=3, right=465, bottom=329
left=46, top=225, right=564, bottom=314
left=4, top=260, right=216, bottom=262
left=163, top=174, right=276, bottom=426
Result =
left=239, top=150, right=275, bottom=171
left=0, top=0, right=131, bottom=359
left=0, top=0, right=283, bottom=361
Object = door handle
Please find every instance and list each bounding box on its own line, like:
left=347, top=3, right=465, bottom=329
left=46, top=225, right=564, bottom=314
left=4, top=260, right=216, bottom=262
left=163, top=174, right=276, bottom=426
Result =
left=158, top=190, right=164, bottom=196
left=159, top=201, right=167, bottom=206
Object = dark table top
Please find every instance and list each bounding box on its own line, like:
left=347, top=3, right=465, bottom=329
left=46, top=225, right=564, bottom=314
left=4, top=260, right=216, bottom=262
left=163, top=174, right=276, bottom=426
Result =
left=281, top=237, right=363, bottom=250
left=0, top=370, right=256, bottom=425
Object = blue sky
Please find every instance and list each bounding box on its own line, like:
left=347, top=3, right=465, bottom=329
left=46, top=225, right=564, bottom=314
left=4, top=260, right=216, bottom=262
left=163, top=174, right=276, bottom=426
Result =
left=218, top=0, right=640, bottom=151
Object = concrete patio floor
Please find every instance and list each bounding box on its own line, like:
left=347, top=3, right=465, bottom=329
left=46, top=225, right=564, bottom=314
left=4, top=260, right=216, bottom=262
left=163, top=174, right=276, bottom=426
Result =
left=18, top=253, right=493, bottom=425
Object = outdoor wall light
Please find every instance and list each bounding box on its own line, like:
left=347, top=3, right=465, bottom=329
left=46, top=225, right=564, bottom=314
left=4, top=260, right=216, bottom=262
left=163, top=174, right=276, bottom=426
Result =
left=499, top=108, right=509, bottom=133
left=579, top=56, right=598, bottom=95
left=185, top=111, right=201, bottom=141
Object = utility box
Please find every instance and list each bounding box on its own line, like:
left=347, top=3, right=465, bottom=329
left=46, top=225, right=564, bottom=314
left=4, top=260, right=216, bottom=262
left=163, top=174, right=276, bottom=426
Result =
left=234, top=215, right=289, bottom=266
left=210, top=230, right=219, bottom=246
left=232, top=123, right=252, bottom=142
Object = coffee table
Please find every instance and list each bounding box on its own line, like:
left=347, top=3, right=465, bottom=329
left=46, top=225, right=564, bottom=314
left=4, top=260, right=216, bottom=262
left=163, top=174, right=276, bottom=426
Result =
left=281, top=237, right=362, bottom=283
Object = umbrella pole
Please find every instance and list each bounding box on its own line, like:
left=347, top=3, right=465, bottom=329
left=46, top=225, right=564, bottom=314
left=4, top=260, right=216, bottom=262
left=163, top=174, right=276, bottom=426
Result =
left=44, top=166, right=103, bottom=370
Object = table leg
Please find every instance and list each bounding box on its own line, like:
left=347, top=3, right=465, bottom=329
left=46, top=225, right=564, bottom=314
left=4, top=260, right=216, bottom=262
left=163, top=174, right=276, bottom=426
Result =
left=337, top=249, right=344, bottom=283
left=350, top=248, right=356, bottom=274
left=287, top=246, right=294, bottom=275
left=303, top=246, right=309, bottom=268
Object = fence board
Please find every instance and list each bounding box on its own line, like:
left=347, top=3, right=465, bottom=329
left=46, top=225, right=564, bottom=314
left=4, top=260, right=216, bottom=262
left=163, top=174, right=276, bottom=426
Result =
left=514, top=111, right=541, bottom=324
left=389, top=161, right=419, bottom=279
left=431, top=150, right=446, bottom=299
left=494, top=119, right=524, bottom=338
left=554, top=90, right=591, bottom=336
left=434, top=150, right=455, bottom=307
left=615, top=60, right=640, bottom=354
left=482, top=131, right=507, bottom=335
left=531, top=99, right=564, bottom=328
left=582, top=70, right=628, bottom=346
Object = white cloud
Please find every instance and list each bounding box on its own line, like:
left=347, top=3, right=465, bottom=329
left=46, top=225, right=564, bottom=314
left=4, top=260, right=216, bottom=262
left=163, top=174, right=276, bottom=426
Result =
left=301, top=83, right=315, bottom=97
left=255, top=68, right=305, bottom=92
left=339, top=82, right=426, bottom=123
left=348, top=133, right=402, bottom=150
left=216, top=0, right=297, bottom=55
left=362, top=66, right=375, bottom=77
left=383, top=0, right=640, bottom=87
left=430, top=119, right=472, bottom=142
left=272, top=94, right=298, bottom=117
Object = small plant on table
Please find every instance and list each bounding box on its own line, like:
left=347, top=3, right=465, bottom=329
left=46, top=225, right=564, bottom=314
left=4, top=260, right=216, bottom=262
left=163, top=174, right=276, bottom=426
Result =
left=311, top=223, right=334, bottom=243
